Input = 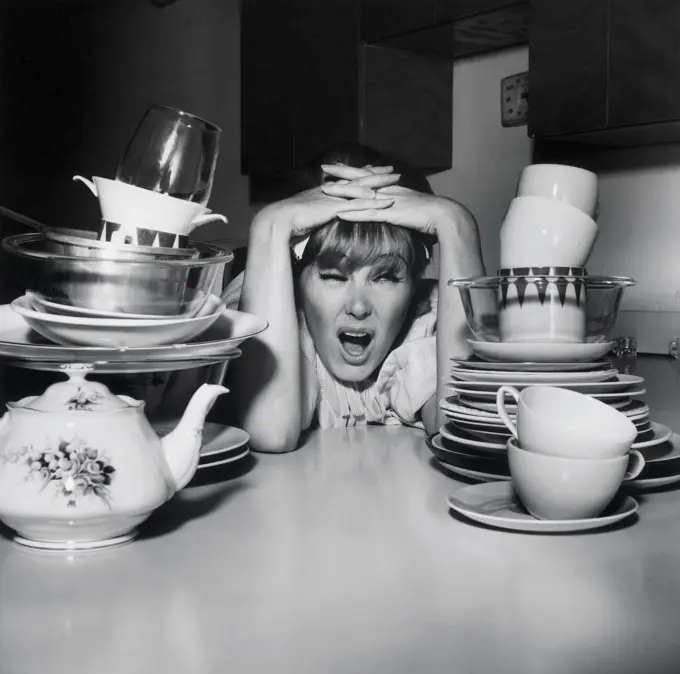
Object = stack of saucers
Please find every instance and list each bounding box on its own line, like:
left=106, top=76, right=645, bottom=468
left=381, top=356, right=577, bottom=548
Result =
left=428, top=357, right=674, bottom=484
left=154, top=422, right=251, bottom=470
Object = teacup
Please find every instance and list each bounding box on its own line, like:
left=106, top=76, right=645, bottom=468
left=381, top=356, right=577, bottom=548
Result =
left=496, top=385, right=638, bottom=459
left=497, top=267, right=586, bottom=343
left=73, top=176, right=227, bottom=236
left=516, top=164, right=599, bottom=218
left=508, top=438, right=644, bottom=520
left=500, top=195, right=598, bottom=269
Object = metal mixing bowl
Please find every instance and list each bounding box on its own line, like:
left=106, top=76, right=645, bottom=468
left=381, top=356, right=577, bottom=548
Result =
left=3, top=233, right=234, bottom=317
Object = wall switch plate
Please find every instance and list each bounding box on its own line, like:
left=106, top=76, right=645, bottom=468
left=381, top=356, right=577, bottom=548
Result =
left=501, top=71, right=529, bottom=127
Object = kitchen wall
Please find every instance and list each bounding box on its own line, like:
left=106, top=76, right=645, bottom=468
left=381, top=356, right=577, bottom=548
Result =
left=0, top=0, right=254, bottom=247
left=430, top=45, right=680, bottom=355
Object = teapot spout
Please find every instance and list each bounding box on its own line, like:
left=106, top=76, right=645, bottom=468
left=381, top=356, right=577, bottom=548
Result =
left=160, top=384, right=228, bottom=491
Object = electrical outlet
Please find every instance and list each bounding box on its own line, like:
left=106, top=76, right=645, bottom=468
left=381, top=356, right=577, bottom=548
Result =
left=501, top=71, right=529, bottom=127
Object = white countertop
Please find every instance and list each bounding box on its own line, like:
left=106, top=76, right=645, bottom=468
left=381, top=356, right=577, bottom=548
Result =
left=2, top=419, right=680, bottom=674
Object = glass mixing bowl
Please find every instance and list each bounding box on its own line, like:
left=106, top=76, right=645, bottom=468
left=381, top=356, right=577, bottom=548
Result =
left=2, top=233, right=234, bottom=317
left=449, top=273, right=636, bottom=344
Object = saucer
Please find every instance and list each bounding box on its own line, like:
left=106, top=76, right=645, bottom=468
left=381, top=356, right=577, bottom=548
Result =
left=440, top=422, right=507, bottom=452
left=467, top=340, right=615, bottom=364
left=451, top=358, right=612, bottom=372
left=198, top=448, right=250, bottom=469
left=153, top=422, right=250, bottom=458
left=447, top=482, right=638, bottom=533
left=448, top=371, right=629, bottom=389
left=631, top=422, right=672, bottom=450
left=436, top=459, right=511, bottom=483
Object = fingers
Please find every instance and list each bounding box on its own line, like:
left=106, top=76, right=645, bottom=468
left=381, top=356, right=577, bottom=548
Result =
left=375, top=184, right=414, bottom=196
left=334, top=198, right=394, bottom=213
left=348, top=173, right=401, bottom=188
left=336, top=208, right=397, bottom=222
left=321, top=183, right=376, bottom=200
left=321, top=163, right=395, bottom=180
left=321, top=164, right=373, bottom=180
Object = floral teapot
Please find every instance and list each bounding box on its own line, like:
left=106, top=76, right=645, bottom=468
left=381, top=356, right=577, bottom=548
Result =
left=0, top=364, right=227, bottom=550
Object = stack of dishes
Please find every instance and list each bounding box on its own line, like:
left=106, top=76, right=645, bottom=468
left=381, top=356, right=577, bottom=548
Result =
left=154, top=422, right=251, bottom=469
left=428, top=355, right=678, bottom=488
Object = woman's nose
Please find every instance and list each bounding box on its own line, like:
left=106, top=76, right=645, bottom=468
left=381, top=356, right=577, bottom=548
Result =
left=344, top=288, right=372, bottom=319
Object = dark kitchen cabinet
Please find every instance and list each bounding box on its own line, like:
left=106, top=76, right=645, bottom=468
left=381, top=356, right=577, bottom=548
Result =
left=360, top=0, right=436, bottom=43
left=529, top=0, right=680, bottom=146
left=241, top=0, right=452, bottom=177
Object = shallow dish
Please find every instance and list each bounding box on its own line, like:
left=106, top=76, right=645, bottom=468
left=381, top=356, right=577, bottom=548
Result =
left=0, top=304, right=268, bottom=362
left=449, top=366, right=619, bottom=384
left=467, top=340, right=615, bottom=363
left=447, top=482, right=638, bottom=533
left=451, top=358, right=613, bottom=372
left=11, top=294, right=225, bottom=348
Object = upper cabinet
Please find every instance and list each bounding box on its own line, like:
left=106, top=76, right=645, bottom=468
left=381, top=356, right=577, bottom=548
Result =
left=241, top=0, right=530, bottom=180
left=529, top=0, right=680, bottom=146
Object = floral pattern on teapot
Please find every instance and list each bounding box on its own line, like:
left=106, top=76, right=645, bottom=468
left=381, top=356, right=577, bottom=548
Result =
left=19, top=436, right=116, bottom=509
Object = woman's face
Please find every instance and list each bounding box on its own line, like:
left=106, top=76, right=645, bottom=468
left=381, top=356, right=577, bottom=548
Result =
left=299, top=259, right=414, bottom=383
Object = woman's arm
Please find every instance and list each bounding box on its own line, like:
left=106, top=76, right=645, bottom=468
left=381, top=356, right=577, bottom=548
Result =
left=232, top=209, right=302, bottom=453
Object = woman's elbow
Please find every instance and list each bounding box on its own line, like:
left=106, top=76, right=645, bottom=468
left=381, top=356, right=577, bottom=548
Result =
left=244, top=422, right=302, bottom=454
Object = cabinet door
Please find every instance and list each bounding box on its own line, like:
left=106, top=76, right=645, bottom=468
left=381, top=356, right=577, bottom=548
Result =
left=241, top=0, right=297, bottom=173
left=608, top=0, right=680, bottom=128
left=361, top=0, right=437, bottom=43
left=436, top=0, right=523, bottom=22
left=528, top=0, right=608, bottom=138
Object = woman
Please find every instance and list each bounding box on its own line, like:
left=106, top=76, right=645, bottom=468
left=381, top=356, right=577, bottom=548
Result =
left=227, top=145, right=485, bottom=452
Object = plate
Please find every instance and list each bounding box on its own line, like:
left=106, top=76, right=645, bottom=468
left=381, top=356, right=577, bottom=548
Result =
left=6, top=353, right=239, bottom=374
left=467, top=340, right=615, bottom=364
left=0, top=304, right=268, bottom=362
left=198, top=448, right=250, bottom=469
left=447, top=482, right=638, bottom=533
left=12, top=294, right=225, bottom=348
left=436, top=459, right=510, bottom=483
left=631, top=422, right=672, bottom=450
left=456, top=397, right=631, bottom=413
left=440, top=422, right=507, bottom=452
left=447, top=383, right=644, bottom=401
left=447, top=373, right=641, bottom=393
left=451, top=358, right=612, bottom=372
left=449, top=368, right=620, bottom=385
left=153, top=422, right=251, bottom=457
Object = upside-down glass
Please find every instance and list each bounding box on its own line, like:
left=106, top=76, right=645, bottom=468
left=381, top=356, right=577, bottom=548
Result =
left=116, top=105, right=222, bottom=206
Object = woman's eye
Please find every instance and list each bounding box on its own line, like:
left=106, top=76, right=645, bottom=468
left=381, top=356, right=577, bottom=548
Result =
left=374, top=273, right=402, bottom=283
left=319, top=271, right=347, bottom=282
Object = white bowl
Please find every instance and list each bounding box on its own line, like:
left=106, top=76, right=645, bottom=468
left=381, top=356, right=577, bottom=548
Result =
left=500, top=195, right=599, bottom=268
left=11, top=294, right=225, bottom=348
left=516, top=164, right=599, bottom=217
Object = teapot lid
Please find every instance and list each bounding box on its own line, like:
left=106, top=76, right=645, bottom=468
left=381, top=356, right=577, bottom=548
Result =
left=17, top=364, right=132, bottom=412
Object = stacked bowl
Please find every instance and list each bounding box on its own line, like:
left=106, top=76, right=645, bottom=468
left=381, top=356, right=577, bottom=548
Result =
left=2, top=233, right=235, bottom=349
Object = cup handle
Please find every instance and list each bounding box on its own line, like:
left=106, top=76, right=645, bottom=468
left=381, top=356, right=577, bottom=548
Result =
left=623, top=450, right=646, bottom=481
left=191, top=213, right=228, bottom=227
left=73, top=175, right=98, bottom=197
left=496, top=385, right=520, bottom=439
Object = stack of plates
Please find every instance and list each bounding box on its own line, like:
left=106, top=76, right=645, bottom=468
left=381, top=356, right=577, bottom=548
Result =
left=154, top=422, right=251, bottom=469
left=429, top=356, right=677, bottom=487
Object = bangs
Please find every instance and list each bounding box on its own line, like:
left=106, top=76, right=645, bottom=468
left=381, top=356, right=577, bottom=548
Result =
left=300, top=220, right=427, bottom=277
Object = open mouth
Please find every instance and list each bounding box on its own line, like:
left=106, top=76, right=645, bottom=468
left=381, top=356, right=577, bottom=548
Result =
left=338, top=330, right=374, bottom=363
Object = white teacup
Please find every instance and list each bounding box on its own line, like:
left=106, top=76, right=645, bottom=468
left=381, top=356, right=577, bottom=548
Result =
left=497, top=267, right=586, bottom=343
left=508, top=438, right=644, bottom=520
left=73, top=176, right=227, bottom=235
left=517, top=163, right=599, bottom=218
left=500, top=195, right=598, bottom=269
left=496, top=385, right=638, bottom=459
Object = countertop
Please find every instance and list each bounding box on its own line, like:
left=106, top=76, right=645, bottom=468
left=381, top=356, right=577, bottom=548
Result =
left=2, top=404, right=680, bottom=673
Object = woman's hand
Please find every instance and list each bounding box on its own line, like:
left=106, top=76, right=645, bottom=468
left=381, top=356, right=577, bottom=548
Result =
left=335, top=185, right=469, bottom=239
left=254, top=165, right=401, bottom=240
